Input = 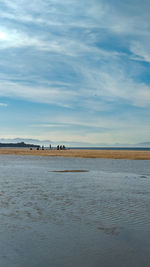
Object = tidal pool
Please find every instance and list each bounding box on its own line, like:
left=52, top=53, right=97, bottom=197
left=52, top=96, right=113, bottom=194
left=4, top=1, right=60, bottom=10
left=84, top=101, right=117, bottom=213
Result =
left=0, top=155, right=150, bottom=267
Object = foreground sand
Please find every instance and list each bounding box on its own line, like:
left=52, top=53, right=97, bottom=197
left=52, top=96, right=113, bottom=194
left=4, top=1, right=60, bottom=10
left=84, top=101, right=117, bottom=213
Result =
left=0, top=148, right=150, bottom=160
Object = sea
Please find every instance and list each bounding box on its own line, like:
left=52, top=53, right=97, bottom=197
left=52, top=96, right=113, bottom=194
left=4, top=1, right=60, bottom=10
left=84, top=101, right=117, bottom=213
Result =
left=70, top=146, right=150, bottom=151
left=0, top=155, right=150, bottom=267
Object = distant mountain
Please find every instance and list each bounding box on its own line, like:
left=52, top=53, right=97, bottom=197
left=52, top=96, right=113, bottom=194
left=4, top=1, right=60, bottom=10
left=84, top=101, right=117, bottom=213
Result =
left=0, top=138, right=52, bottom=146
left=136, top=142, right=150, bottom=147
left=0, top=142, right=40, bottom=148
left=1, top=138, right=150, bottom=148
left=0, top=138, right=93, bottom=147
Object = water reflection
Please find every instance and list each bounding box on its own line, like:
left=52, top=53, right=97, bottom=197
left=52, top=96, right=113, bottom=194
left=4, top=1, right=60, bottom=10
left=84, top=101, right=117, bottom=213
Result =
left=0, top=155, right=150, bottom=266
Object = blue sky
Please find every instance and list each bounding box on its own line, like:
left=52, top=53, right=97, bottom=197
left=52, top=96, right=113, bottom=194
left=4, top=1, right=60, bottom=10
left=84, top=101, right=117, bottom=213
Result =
left=0, top=0, right=150, bottom=146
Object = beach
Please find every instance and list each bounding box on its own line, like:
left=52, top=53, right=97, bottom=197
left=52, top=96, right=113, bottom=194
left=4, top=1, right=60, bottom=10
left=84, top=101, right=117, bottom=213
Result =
left=0, top=148, right=150, bottom=159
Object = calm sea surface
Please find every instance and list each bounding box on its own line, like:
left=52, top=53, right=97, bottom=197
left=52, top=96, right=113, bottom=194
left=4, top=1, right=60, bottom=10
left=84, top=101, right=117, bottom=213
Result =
left=0, top=155, right=150, bottom=267
left=70, top=147, right=150, bottom=151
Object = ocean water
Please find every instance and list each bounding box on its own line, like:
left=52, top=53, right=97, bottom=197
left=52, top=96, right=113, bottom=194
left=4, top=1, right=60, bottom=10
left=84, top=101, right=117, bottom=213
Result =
left=70, top=146, right=150, bottom=151
left=0, top=155, right=150, bottom=267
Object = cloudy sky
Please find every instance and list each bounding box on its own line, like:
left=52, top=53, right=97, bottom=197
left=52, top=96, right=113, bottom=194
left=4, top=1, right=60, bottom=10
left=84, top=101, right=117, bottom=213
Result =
left=0, top=0, right=150, bottom=146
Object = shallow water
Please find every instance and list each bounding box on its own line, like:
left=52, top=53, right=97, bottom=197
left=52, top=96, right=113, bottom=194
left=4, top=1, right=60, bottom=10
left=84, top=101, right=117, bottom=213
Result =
left=0, top=155, right=150, bottom=267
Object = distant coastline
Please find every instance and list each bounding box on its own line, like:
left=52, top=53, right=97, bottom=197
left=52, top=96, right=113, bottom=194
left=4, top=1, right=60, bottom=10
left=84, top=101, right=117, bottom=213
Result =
left=0, top=142, right=150, bottom=152
left=0, top=142, right=40, bottom=148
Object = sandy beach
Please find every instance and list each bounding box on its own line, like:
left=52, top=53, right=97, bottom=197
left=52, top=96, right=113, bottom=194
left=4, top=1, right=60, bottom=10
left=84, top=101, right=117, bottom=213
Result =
left=0, top=148, right=150, bottom=160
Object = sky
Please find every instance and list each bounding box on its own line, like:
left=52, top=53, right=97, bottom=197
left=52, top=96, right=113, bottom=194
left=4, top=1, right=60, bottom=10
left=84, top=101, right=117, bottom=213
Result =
left=0, top=0, right=150, bottom=146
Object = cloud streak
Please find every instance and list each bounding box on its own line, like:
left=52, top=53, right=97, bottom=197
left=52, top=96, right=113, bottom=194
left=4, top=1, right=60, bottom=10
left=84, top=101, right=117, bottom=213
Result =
left=0, top=102, right=8, bottom=107
left=0, top=0, right=150, bottom=144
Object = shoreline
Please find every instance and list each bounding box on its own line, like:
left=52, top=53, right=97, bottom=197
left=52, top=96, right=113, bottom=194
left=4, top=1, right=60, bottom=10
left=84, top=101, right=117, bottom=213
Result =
left=0, top=148, right=150, bottom=160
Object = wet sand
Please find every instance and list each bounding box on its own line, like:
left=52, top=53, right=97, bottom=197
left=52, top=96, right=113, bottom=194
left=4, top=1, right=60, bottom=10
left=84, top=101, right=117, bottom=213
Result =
left=0, top=148, right=150, bottom=159
left=0, top=155, right=150, bottom=266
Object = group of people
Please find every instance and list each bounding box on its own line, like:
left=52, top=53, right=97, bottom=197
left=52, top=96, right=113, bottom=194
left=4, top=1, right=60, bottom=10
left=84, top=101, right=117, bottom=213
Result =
left=34, top=144, right=66, bottom=150
left=56, top=145, right=66, bottom=150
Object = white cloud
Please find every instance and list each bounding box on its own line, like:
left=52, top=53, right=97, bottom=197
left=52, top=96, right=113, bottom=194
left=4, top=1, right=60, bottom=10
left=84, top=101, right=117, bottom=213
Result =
left=0, top=62, right=150, bottom=109
left=78, top=65, right=150, bottom=108
left=130, top=41, right=150, bottom=63
left=0, top=26, right=106, bottom=58
left=0, top=102, right=8, bottom=107
left=0, top=31, right=8, bottom=40
left=0, top=80, right=78, bottom=107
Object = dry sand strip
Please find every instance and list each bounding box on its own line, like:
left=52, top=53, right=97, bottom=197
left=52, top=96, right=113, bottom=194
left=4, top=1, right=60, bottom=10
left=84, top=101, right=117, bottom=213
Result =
left=0, top=148, right=150, bottom=160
